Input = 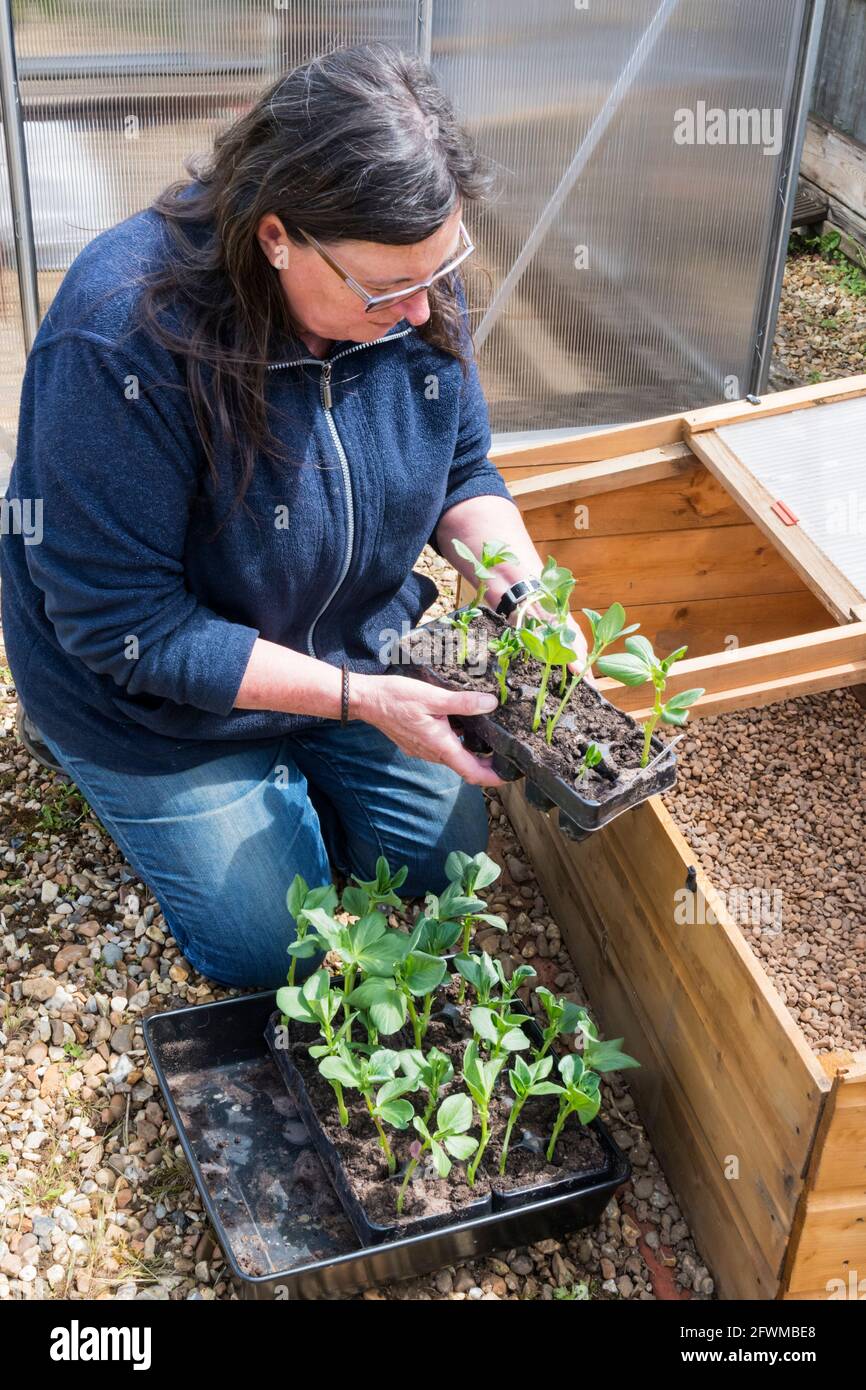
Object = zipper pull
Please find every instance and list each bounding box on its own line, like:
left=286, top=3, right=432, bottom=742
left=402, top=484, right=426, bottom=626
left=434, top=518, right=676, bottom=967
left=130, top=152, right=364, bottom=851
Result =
left=321, top=362, right=333, bottom=410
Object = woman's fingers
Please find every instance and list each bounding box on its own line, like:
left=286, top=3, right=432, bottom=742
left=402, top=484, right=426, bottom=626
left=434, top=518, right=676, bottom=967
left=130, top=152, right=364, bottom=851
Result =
left=363, top=676, right=505, bottom=785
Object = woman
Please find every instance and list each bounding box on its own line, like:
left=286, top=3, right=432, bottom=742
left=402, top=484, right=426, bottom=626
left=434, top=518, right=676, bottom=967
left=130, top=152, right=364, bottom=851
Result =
left=1, top=44, right=583, bottom=988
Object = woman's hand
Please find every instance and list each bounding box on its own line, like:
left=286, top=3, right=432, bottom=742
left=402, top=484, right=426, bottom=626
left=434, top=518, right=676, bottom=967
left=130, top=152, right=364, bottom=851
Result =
left=353, top=672, right=507, bottom=787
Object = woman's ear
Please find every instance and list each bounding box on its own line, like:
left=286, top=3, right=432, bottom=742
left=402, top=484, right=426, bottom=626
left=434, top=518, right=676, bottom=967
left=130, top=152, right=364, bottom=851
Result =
left=257, top=213, right=291, bottom=271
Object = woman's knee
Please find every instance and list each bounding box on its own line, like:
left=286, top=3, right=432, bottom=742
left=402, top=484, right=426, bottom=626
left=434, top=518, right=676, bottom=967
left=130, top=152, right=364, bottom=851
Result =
left=171, top=878, right=327, bottom=991
left=378, top=780, right=490, bottom=900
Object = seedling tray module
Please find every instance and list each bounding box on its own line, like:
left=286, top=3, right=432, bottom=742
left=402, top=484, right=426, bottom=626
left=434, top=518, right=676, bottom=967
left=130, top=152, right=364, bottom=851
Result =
left=263, top=982, right=624, bottom=1248
left=399, top=607, right=678, bottom=837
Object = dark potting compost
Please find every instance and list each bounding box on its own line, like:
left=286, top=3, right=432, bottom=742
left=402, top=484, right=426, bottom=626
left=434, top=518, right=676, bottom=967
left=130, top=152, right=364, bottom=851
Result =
left=398, top=608, right=679, bottom=836
left=265, top=976, right=614, bottom=1248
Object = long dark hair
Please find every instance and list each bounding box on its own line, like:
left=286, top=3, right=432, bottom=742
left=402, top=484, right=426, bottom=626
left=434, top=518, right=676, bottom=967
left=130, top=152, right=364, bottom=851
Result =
left=135, top=43, right=492, bottom=512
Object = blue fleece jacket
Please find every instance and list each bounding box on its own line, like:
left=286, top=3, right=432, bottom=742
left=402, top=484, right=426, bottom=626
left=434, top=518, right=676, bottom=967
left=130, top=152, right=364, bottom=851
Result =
left=0, top=197, right=515, bottom=773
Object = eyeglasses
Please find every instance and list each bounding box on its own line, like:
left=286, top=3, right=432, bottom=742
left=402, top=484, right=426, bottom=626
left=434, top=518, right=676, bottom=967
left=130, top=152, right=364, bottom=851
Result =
left=296, top=220, right=475, bottom=313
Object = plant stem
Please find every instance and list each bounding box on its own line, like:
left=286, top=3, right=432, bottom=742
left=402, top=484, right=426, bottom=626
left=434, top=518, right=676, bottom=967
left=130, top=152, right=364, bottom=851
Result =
left=496, top=661, right=509, bottom=705
left=499, top=1097, right=526, bottom=1175
left=406, top=995, right=422, bottom=1050
left=458, top=623, right=467, bottom=665
left=641, top=690, right=663, bottom=767
left=467, top=1107, right=489, bottom=1186
left=457, top=917, right=472, bottom=1003
left=332, top=1081, right=349, bottom=1128
left=341, top=965, right=356, bottom=1025
left=420, top=992, right=434, bottom=1041
left=546, top=1098, right=570, bottom=1162
left=532, top=662, right=552, bottom=733
left=366, top=1095, right=395, bottom=1174
left=397, top=1141, right=427, bottom=1214
left=545, top=654, right=593, bottom=745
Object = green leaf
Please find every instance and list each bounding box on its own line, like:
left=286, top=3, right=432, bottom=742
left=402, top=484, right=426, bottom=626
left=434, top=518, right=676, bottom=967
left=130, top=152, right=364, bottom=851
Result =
left=377, top=1100, right=414, bottom=1128
left=415, top=914, right=462, bottom=955
left=531, top=1081, right=565, bottom=1097
left=437, top=1092, right=473, bottom=1136
left=558, top=1000, right=587, bottom=1034
left=583, top=1038, right=641, bottom=1073
left=558, top=1052, right=582, bottom=1088
left=306, top=884, right=339, bottom=914
left=376, top=1076, right=416, bottom=1105
left=624, top=633, right=656, bottom=665
left=596, top=602, right=627, bottom=647
left=347, top=978, right=406, bottom=1035
left=518, top=628, right=546, bottom=663
left=664, top=687, right=704, bottom=712
left=368, top=1048, right=400, bottom=1078
left=443, top=1133, right=477, bottom=1161
left=286, top=874, right=308, bottom=921
left=501, top=1026, right=531, bottom=1052
left=473, top=912, right=507, bottom=932
left=660, top=645, right=688, bottom=673
left=302, top=968, right=332, bottom=1003
left=469, top=853, right=501, bottom=891
left=350, top=912, right=387, bottom=953
left=429, top=1137, right=451, bottom=1179
left=512, top=1055, right=532, bottom=1087
left=444, top=851, right=472, bottom=885
left=318, top=1055, right=358, bottom=1089
left=470, top=1007, right=500, bottom=1044
left=274, top=985, right=314, bottom=1023
left=302, top=907, right=342, bottom=947
left=581, top=607, right=602, bottom=634
left=595, top=654, right=652, bottom=687
left=340, top=884, right=370, bottom=918
left=286, top=937, right=321, bottom=959
left=568, top=1089, right=602, bottom=1124
left=401, top=951, right=447, bottom=998
left=452, top=538, right=480, bottom=571
left=660, top=706, right=688, bottom=727
left=351, top=917, right=412, bottom=976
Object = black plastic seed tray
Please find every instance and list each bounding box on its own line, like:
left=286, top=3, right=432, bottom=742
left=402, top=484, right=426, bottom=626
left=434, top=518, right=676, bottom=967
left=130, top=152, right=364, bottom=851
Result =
left=266, top=998, right=624, bottom=1242
left=143, top=992, right=630, bottom=1299
left=398, top=609, right=678, bottom=839
left=265, top=1013, right=492, bottom=1245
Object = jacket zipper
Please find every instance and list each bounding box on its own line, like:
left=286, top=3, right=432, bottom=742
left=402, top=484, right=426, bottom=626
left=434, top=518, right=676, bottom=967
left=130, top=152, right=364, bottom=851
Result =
left=266, top=328, right=413, bottom=658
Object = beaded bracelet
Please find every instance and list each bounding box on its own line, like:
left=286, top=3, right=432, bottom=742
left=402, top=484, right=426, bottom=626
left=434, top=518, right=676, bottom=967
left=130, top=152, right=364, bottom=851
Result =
left=340, top=663, right=350, bottom=726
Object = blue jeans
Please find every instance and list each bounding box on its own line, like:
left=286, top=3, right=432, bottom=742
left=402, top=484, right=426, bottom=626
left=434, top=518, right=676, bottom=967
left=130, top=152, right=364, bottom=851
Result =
left=40, top=721, right=489, bottom=989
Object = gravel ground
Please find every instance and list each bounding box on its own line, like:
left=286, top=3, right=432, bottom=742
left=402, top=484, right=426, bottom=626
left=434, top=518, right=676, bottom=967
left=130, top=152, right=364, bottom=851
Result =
left=769, top=237, right=866, bottom=389
left=665, top=690, right=866, bottom=1056
left=1, top=236, right=862, bottom=1302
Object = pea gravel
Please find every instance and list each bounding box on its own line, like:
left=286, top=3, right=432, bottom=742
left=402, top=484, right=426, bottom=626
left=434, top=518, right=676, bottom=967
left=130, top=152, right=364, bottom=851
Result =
left=665, top=689, right=865, bottom=1055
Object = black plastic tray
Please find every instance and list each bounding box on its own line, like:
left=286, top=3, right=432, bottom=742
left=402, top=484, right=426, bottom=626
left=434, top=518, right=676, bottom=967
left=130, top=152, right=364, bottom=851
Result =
left=143, top=991, right=630, bottom=1299
left=398, top=608, right=678, bottom=838
left=267, top=998, right=624, bottom=1237
left=265, top=1013, right=492, bottom=1245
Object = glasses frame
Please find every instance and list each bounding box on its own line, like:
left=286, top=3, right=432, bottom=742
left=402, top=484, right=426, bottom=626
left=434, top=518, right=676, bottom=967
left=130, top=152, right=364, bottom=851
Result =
left=296, top=220, right=475, bottom=313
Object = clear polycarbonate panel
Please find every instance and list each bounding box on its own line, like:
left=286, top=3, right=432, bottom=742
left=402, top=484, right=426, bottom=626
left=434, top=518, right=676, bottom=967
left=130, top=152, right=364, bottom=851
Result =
left=718, top=397, right=866, bottom=602
left=1, top=0, right=420, bottom=438
left=0, top=151, right=21, bottom=476
left=2, top=0, right=818, bottom=442
left=434, top=0, right=813, bottom=431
